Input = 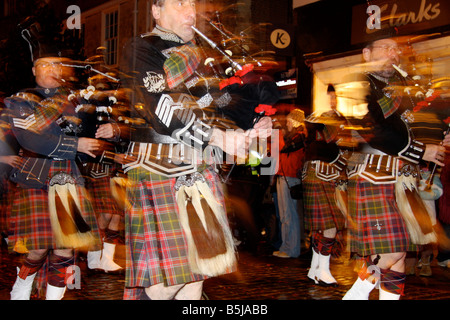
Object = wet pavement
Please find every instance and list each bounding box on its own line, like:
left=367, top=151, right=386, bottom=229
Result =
left=1, top=239, right=450, bottom=301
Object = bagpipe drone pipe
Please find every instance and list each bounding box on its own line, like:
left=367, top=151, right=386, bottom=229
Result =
left=191, top=22, right=280, bottom=131
left=63, top=57, right=131, bottom=166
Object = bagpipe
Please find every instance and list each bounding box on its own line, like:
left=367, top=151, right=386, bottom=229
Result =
left=190, top=17, right=280, bottom=131
left=61, top=56, right=131, bottom=156
left=387, top=63, right=449, bottom=188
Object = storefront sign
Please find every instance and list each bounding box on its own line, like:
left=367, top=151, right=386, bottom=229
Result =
left=351, top=0, right=450, bottom=45
left=271, top=29, right=291, bottom=49
left=267, top=24, right=295, bottom=56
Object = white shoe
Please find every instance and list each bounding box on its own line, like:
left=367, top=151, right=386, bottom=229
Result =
left=10, top=268, right=37, bottom=300
left=342, top=277, right=377, bottom=300
left=100, top=242, right=123, bottom=272
left=437, top=259, right=450, bottom=268
left=316, top=253, right=338, bottom=286
left=87, top=250, right=102, bottom=270
left=46, top=284, right=66, bottom=300
left=379, top=288, right=400, bottom=300
left=307, top=250, right=319, bottom=284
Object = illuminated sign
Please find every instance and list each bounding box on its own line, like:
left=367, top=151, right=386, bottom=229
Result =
left=351, top=0, right=450, bottom=45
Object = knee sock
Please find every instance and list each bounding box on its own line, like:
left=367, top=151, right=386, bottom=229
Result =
left=358, top=256, right=379, bottom=283
left=104, top=228, right=121, bottom=244
left=380, top=268, right=406, bottom=295
left=18, top=255, right=46, bottom=280
left=312, top=233, right=335, bottom=256
left=48, top=254, right=74, bottom=288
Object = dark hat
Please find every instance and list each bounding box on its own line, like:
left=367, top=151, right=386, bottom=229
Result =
left=32, top=41, right=64, bottom=61
left=362, top=25, right=400, bottom=48
left=327, top=83, right=335, bottom=93
left=18, top=17, right=67, bottom=62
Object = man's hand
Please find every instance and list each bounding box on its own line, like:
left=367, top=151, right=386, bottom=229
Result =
left=209, top=128, right=251, bottom=156
left=0, top=155, right=22, bottom=168
left=77, top=137, right=101, bottom=158
left=423, top=144, right=446, bottom=166
left=95, top=123, right=114, bottom=139
left=443, top=131, right=450, bottom=148
left=114, top=153, right=127, bottom=165
left=248, top=116, right=273, bottom=140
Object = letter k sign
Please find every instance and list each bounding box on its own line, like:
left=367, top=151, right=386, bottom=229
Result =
left=271, top=29, right=291, bottom=49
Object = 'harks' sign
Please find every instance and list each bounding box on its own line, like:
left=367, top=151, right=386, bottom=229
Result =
left=351, top=0, right=450, bottom=45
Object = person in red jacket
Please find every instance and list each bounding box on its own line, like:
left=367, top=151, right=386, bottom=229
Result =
left=273, top=109, right=306, bottom=258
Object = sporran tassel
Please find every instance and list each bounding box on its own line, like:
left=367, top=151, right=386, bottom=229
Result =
left=176, top=174, right=236, bottom=277
left=334, top=182, right=348, bottom=220
left=110, top=176, right=130, bottom=211
left=395, top=174, right=437, bottom=245
left=49, top=176, right=95, bottom=249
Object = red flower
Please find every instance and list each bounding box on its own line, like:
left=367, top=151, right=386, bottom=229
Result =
left=255, top=104, right=277, bottom=116
left=219, top=76, right=242, bottom=90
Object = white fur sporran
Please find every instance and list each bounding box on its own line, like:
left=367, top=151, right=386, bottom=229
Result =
left=395, top=174, right=437, bottom=245
left=175, top=173, right=236, bottom=277
left=48, top=173, right=95, bottom=248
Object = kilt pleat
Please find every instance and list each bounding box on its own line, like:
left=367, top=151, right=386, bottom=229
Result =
left=87, top=176, right=123, bottom=218
left=8, top=160, right=101, bottom=251
left=347, top=175, right=410, bottom=256
left=302, top=164, right=346, bottom=231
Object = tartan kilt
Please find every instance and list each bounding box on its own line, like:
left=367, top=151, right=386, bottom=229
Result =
left=0, top=180, right=15, bottom=233
left=347, top=175, right=410, bottom=256
left=302, top=163, right=346, bottom=232
left=87, top=176, right=124, bottom=218
left=8, top=160, right=101, bottom=252
left=123, top=167, right=226, bottom=299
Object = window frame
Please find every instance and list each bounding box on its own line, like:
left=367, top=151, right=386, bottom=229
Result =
left=102, top=7, right=119, bottom=66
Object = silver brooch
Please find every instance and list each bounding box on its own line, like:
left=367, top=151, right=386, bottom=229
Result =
left=49, top=172, right=77, bottom=186
left=174, top=172, right=205, bottom=190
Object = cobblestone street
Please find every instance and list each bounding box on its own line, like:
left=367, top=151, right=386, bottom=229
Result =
left=1, top=240, right=450, bottom=301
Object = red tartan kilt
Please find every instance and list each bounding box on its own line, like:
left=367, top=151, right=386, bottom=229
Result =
left=87, top=176, right=124, bottom=218
left=347, top=175, right=410, bottom=256
left=8, top=160, right=100, bottom=251
left=302, top=164, right=346, bottom=231
left=0, top=180, right=16, bottom=233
